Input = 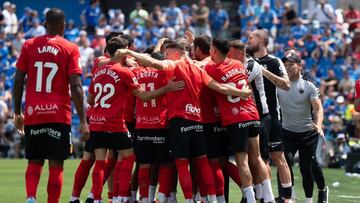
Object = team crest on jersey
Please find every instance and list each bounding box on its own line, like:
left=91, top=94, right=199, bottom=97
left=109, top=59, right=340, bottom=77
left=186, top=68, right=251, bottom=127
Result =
left=231, top=107, right=239, bottom=115
left=27, top=106, right=34, bottom=115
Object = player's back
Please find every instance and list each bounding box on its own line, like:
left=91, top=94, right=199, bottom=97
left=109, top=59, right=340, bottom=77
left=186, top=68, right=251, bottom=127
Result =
left=133, top=66, right=171, bottom=129
left=16, top=35, right=82, bottom=125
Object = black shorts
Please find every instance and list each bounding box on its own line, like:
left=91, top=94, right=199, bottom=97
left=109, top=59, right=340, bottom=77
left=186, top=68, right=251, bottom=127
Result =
left=203, top=122, right=228, bottom=158
left=226, top=120, right=260, bottom=153
left=90, top=131, right=132, bottom=151
left=265, top=115, right=284, bottom=152
left=168, top=118, right=206, bottom=159
left=25, top=123, right=71, bottom=160
left=135, top=129, right=171, bottom=164
left=84, top=134, right=94, bottom=153
left=259, top=114, right=271, bottom=160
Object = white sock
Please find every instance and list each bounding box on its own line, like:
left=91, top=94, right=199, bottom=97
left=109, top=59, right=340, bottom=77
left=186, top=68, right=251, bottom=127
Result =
left=217, top=195, right=226, bottom=203
left=262, top=179, right=275, bottom=202
left=243, top=186, right=256, bottom=203
left=149, top=185, right=156, bottom=202
left=169, top=192, right=177, bottom=202
left=87, top=192, right=94, bottom=199
left=131, top=190, right=137, bottom=202
left=305, top=197, right=313, bottom=203
left=141, top=197, right=149, bottom=203
left=254, top=184, right=262, bottom=200
left=201, top=196, right=207, bottom=202
left=112, top=197, right=118, bottom=202
left=185, top=199, right=193, bottom=203
left=70, top=196, right=79, bottom=201
left=209, top=194, right=217, bottom=202
left=158, top=192, right=167, bottom=203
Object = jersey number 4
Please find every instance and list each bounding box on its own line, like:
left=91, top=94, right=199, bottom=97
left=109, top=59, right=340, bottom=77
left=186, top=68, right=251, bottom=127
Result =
left=94, top=83, right=115, bottom=108
left=35, top=61, right=58, bottom=93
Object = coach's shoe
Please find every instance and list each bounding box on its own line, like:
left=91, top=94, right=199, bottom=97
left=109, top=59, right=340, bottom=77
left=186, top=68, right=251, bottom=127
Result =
left=25, top=197, right=37, bottom=203
left=240, top=197, right=246, bottom=203
left=275, top=197, right=284, bottom=203
left=85, top=197, right=94, bottom=203
left=69, top=199, right=81, bottom=203
left=318, top=186, right=329, bottom=203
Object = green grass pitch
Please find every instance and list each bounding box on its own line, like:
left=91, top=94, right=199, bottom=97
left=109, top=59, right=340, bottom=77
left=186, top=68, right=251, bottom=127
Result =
left=0, top=159, right=359, bottom=203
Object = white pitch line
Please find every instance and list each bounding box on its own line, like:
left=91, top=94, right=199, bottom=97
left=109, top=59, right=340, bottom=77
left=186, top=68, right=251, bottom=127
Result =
left=338, top=195, right=360, bottom=199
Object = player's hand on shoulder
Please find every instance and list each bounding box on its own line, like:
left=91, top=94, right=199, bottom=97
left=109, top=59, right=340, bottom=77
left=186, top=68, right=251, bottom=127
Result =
left=14, top=114, right=24, bottom=136
left=240, top=85, right=252, bottom=100
left=79, top=121, right=90, bottom=142
left=165, top=77, right=186, bottom=92
left=114, top=49, right=128, bottom=59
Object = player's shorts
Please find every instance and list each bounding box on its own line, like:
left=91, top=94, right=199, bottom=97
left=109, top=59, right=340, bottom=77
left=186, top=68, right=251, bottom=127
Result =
left=262, top=115, right=284, bottom=152
left=90, top=131, right=132, bottom=151
left=203, top=122, right=228, bottom=158
left=25, top=123, right=71, bottom=160
left=259, top=114, right=271, bottom=160
left=168, top=118, right=206, bottom=159
left=135, top=129, right=171, bottom=164
left=226, top=120, right=260, bottom=153
left=126, top=122, right=136, bottom=143
left=83, top=133, right=94, bottom=153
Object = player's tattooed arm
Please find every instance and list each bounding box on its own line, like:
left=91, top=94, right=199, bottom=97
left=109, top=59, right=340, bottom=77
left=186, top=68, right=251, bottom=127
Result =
left=133, top=77, right=185, bottom=101
left=207, top=79, right=252, bottom=100
left=261, top=67, right=291, bottom=91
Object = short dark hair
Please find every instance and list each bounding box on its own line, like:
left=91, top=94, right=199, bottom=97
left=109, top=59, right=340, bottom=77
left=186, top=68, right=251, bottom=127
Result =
left=229, top=40, right=245, bottom=51
left=194, top=35, right=211, bottom=55
left=151, top=51, right=165, bottom=60
left=45, top=8, right=65, bottom=27
left=120, top=34, right=134, bottom=47
left=106, top=37, right=128, bottom=56
left=164, top=41, right=186, bottom=52
left=143, top=45, right=155, bottom=54
left=160, top=39, right=175, bottom=51
left=106, top=31, right=123, bottom=43
left=212, top=37, right=230, bottom=56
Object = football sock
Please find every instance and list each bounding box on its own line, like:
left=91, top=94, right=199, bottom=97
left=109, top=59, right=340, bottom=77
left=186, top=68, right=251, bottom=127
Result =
left=224, top=161, right=242, bottom=187
left=25, top=163, right=43, bottom=199
left=72, top=159, right=94, bottom=197
left=194, top=156, right=216, bottom=196
left=138, top=167, right=150, bottom=199
left=118, top=155, right=136, bottom=197
left=92, top=160, right=106, bottom=200
left=210, top=160, right=225, bottom=196
left=47, top=166, right=63, bottom=203
left=175, top=159, right=193, bottom=200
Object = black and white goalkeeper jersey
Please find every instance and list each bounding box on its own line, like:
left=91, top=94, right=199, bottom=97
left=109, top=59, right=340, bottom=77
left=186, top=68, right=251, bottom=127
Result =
left=255, top=54, right=288, bottom=120
left=245, top=57, right=269, bottom=116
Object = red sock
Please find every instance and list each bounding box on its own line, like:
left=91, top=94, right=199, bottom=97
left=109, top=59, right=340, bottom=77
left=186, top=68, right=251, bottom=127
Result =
left=71, top=159, right=94, bottom=197
left=47, top=166, right=63, bottom=203
left=25, top=163, right=43, bottom=199
left=118, top=155, right=136, bottom=197
left=195, top=168, right=207, bottom=197
left=92, top=160, right=106, bottom=200
left=108, top=191, right=113, bottom=200
left=158, top=165, right=172, bottom=196
left=210, top=160, right=225, bottom=196
left=194, top=156, right=216, bottom=196
left=113, top=161, right=122, bottom=197
left=175, top=159, right=192, bottom=200
left=138, top=167, right=150, bottom=198
left=225, top=161, right=241, bottom=187
left=103, top=158, right=116, bottom=184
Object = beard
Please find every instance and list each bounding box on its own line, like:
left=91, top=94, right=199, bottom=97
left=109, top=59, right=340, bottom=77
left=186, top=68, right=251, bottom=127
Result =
left=245, top=44, right=260, bottom=56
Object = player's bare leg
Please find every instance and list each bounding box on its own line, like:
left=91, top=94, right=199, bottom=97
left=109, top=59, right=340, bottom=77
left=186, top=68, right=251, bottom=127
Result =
left=234, top=152, right=256, bottom=203
left=271, top=151, right=293, bottom=203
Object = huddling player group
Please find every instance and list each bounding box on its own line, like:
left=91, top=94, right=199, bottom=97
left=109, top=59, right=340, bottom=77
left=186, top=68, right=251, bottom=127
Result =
left=13, top=8, right=329, bottom=203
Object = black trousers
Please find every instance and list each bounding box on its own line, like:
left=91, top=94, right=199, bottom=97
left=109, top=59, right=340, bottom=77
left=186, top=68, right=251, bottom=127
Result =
left=282, top=128, right=325, bottom=198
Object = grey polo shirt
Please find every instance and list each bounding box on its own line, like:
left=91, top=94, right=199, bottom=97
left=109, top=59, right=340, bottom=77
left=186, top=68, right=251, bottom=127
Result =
left=277, top=77, right=320, bottom=133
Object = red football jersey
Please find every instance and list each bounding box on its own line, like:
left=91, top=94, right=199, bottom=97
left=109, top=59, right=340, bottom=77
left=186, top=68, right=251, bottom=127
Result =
left=167, top=60, right=212, bottom=122
left=92, top=54, right=110, bottom=74
left=356, top=79, right=360, bottom=99
left=16, top=35, right=82, bottom=125
left=132, top=67, right=172, bottom=129
left=205, top=59, right=259, bottom=126
left=200, top=84, right=220, bottom=123
left=89, top=63, right=140, bottom=132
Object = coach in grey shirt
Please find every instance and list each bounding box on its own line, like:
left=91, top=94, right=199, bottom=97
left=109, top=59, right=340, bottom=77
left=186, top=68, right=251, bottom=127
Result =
left=278, top=52, right=328, bottom=203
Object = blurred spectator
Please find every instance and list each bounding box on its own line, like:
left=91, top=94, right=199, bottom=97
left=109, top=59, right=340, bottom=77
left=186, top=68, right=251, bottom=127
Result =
left=64, top=19, right=80, bottom=42
left=11, top=31, right=24, bottom=56
left=283, top=2, right=299, bottom=26
left=78, top=30, right=94, bottom=75
left=338, top=70, right=355, bottom=95
left=192, top=0, right=210, bottom=36
left=0, top=40, right=9, bottom=69
left=165, top=0, right=183, bottom=32
left=237, top=0, right=254, bottom=29
left=320, top=69, right=339, bottom=96
left=91, top=29, right=106, bottom=55
left=181, top=5, right=193, bottom=32
left=108, top=9, right=125, bottom=32
left=253, top=0, right=264, bottom=17
left=310, top=0, right=335, bottom=27
left=81, top=0, right=101, bottom=35
left=2, top=2, right=18, bottom=35
left=95, top=15, right=111, bottom=36
left=150, top=5, right=166, bottom=28
left=19, top=7, right=32, bottom=32
left=129, top=1, right=149, bottom=27
left=209, top=0, right=229, bottom=38
left=291, top=21, right=308, bottom=46
left=24, top=18, right=45, bottom=39
left=344, top=4, right=360, bottom=33
left=257, top=3, right=278, bottom=37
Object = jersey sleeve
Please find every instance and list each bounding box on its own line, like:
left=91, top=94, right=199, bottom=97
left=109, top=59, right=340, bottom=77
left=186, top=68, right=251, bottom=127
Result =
left=120, top=68, right=141, bottom=91
left=68, top=45, right=83, bottom=76
left=16, top=41, right=28, bottom=72
left=309, top=82, right=320, bottom=100
left=201, top=68, right=213, bottom=86
left=247, top=60, right=262, bottom=82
